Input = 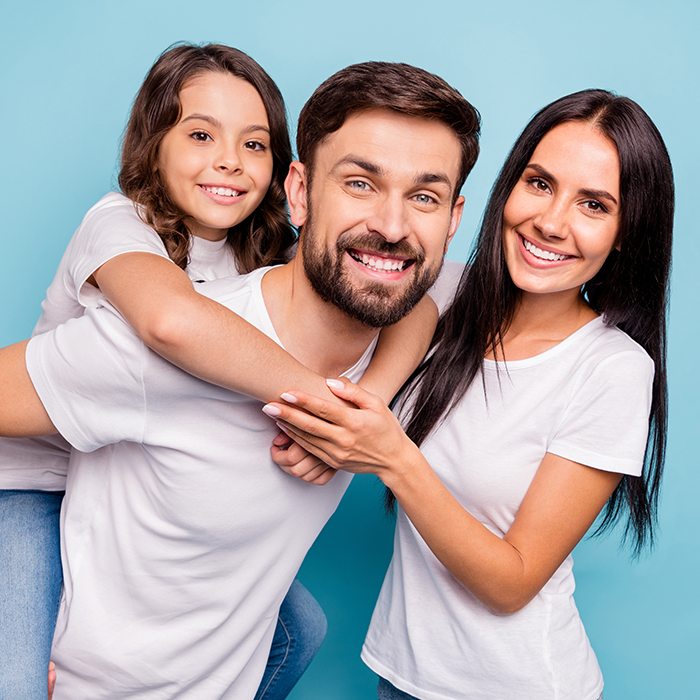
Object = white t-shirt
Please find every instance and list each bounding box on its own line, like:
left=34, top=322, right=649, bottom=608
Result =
left=0, top=192, right=238, bottom=490
left=362, top=316, right=654, bottom=700
left=26, top=266, right=376, bottom=699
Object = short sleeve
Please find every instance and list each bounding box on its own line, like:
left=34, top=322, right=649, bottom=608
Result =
left=427, top=259, right=465, bottom=315
left=26, top=307, right=148, bottom=453
left=68, top=194, right=171, bottom=309
left=548, top=349, right=654, bottom=476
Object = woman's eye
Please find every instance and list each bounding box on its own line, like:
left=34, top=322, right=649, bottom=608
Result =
left=528, top=177, right=550, bottom=192
left=190, top=131, right=212, bottom=142
left=584, top=200, right=608, bottom=213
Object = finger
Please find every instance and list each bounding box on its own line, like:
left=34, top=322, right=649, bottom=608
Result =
left=272, top=430, right=294, bottom=448
left=306, top=466, right=338, bottom=485
left=324, top=378, right=382, bottom=410
left=262, top=402, right=341, bottom=441
left=270, top=441, right=311, bottom=467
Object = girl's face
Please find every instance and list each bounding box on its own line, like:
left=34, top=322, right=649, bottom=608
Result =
left=502, top=121, right=621, bottom=304
left=158, top=71, right=274, bottom=241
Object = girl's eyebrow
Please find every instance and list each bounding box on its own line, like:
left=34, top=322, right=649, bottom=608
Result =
left=525, top=163, right=618, bottom=206
left=179, top=113, right=270, bottom=135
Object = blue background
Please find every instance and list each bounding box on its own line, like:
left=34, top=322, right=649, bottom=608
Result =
left=1, top=1, right=697, bottom=697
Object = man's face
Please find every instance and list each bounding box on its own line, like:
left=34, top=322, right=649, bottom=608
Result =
left=288, top=109, right=464, bottom=327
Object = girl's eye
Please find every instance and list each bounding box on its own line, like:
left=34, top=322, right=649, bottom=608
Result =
left=190, top=131, right=212, bottom=143
left=244, top=140, right=267, bottom=151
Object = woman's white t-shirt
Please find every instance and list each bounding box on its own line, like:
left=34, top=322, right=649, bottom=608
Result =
left=362, top=316, right=654, bottom=700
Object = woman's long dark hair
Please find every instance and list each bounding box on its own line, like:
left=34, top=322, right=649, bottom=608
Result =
left=118, top=43, right=295, bottom=272
left=394, top=90, right=674, bottom=554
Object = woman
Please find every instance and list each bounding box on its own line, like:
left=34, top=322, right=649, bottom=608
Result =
left=265, top=89, right=673, bottom=699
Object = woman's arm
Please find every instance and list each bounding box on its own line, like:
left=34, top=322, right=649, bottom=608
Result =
left=0, top=341, right=56, bottom=437
left=265, top=380, right=621, bottom=614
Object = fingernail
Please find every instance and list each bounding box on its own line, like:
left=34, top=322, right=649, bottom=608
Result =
left=276, top=422, right=290, bottom=434
left=262, top=404, right=282, bottom=417
left=326, top=378, right=344, bottom=389
left=280, top=392, right=297, bottom=403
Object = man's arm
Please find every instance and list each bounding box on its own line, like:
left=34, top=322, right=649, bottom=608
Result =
left=0, top=340, right=57, bottom=437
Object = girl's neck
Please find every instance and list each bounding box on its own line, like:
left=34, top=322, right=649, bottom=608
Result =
left=492, top=289, right=598, bottom=362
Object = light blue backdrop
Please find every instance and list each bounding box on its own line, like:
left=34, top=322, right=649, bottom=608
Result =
left=1, top=1, right=697, bottom=697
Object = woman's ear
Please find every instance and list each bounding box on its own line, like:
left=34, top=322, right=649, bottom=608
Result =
left=284, top=162, right=308, bottom=227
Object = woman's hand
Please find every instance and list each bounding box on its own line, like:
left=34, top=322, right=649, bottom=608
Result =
left=263, top=378, right=420, bottom=481
left=271, top=431, right=338, bottom=485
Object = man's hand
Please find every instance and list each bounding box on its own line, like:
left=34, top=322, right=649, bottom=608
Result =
left=48, top=662, right=56, bottom=699
left=271, top=431, right=337, bottom=485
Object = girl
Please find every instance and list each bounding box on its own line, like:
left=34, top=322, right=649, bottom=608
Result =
left=266, top=89, right=673, bottom=699
left=0, top=44, right=438, bottom=699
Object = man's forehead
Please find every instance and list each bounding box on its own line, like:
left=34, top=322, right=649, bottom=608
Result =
left=316, top=108, right=462, bottom=186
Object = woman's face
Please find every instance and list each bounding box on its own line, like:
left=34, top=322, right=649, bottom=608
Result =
left=502, top=120, right=621, bottom=302
left=157, top=70, right=274, bottom=241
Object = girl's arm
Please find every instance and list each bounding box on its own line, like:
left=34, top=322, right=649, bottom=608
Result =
left=92, top=252, right=337, bottom=403
left=357, top=295, right=438, bottom=404
left=0, top=341, right=56, bottom=437
left=264, top=381, right=621, bottom=614
left=93, top=253, right=437, bottom=406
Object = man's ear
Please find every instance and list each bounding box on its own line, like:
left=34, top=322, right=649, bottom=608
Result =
left=445, top=195, right=465, bottom=253
left=285, top=161, right=308, bottom=227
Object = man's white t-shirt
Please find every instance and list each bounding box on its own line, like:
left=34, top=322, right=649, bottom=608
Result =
left=361, top=317, right=654, bottom=700
left=26, top=266, right=377, bottom=699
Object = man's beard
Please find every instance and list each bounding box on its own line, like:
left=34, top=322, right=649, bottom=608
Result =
left=301, top=210, right=444, bottom=328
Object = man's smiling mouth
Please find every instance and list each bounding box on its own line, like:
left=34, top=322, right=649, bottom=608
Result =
left=348, top=250, right=412, bottom=272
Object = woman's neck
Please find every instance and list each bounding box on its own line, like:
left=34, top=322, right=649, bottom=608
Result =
left=493, top=289, right=598, bottom=362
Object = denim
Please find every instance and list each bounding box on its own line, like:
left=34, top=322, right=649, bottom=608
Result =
left=255, top=579, right=327, bottom=700
left=377, top=677, right=420, bottom=700
left=0, top=490, right=64, bottom=700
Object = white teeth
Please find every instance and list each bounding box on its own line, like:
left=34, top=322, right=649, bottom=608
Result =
left=355, top=252, right=406, bottom=272
left=203, top=186, right=239, bottom=197
left=523, top=238, right=568, bottom=261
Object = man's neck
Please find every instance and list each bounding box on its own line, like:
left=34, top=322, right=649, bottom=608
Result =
left=261, top=259, right=380, bottom=378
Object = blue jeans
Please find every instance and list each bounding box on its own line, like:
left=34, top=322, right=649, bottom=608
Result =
left=255, top=579, right=327, bottom=700
left=0, top=490, right=64, bottom=700
left=377, top=677, right=420, bottom=700
left=0, top=490, right=324, bottom=700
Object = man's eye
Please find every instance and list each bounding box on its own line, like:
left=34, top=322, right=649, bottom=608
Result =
left=414, top=194, right=436, bottom=205
left=348, top=181, right=371, bottom=191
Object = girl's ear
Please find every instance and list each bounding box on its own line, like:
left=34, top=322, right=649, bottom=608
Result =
left=285, top=161, right=308, bottom=227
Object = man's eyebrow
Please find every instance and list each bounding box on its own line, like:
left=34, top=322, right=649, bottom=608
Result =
left=179, top=114, right=270, bottom=135
left=525, top=163, right=618, bottom=205
left=413, top=171, right=452, bottom=189
left=331, top=157, right=384, bottom=176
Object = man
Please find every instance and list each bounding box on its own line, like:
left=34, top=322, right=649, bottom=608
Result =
left=0, top=62, right=479, bottom=698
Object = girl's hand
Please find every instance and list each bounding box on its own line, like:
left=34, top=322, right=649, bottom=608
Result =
left=271, top=431, right=337, bottom=485
left=263, top=379, right=419, bottom=480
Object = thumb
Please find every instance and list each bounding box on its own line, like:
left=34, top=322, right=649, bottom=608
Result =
left=325, top=378, right=378, bottom=410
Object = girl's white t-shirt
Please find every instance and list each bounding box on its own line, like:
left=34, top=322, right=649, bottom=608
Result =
left=0, top=192, right=238, bottom=490
left=362, top=316, right=654, bottom=700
